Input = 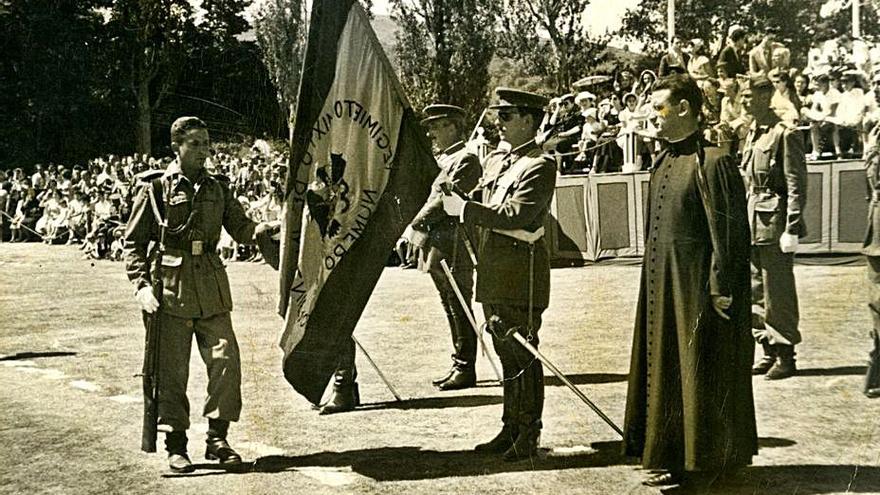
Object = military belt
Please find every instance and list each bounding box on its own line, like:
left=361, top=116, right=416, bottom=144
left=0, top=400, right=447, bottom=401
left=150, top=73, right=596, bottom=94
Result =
left=490, top=226, right=545, bottom=244
left=164, top=240, right=218, bottom=256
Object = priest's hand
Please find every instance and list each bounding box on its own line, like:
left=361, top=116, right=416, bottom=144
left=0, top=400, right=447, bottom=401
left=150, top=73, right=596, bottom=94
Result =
left=712, top=295, right=731, bottom=321
left=779, top=232, right=799, bottom=253
left=442, top=193, right=466, bottom=218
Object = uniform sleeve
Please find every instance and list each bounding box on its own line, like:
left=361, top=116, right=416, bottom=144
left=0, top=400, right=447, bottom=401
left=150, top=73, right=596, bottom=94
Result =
left=781, top=128, right=807, bottom=236
left=221, top=181, right=258, bottom=244
left=122, top=184, right=157, bottom=292
left=462, top=158, right=556, bottom=231
left=411, top=153, right=481, bottom=231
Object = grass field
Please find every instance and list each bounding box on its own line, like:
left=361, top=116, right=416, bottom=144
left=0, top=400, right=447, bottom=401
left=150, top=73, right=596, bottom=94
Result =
left=0, top=243, right=878, bottom=495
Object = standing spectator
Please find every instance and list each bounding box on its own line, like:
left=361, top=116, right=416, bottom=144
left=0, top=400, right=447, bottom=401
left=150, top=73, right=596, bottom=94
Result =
left=658, top=36, right=689, bottom=77
left=718, top=25, right=747, bottom=77
left=804, top=73, right=841, bottom=160
left=623, top=73, right=756, bottom=488
left=749, top=27, right=785, bottom=82
left=741, top=76, right=808, bottom=380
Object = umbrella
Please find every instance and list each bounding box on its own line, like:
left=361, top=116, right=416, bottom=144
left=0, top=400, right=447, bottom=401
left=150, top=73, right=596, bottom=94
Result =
left=573, top=75, right=613, bottom=88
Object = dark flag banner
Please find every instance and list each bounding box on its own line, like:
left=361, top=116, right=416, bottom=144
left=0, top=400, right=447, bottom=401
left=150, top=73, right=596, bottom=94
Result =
left=278, top=0, right=437, bottom=404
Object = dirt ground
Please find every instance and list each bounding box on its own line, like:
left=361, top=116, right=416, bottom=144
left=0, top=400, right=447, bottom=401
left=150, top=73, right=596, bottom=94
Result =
left=0, top=243, right=878, bottom=495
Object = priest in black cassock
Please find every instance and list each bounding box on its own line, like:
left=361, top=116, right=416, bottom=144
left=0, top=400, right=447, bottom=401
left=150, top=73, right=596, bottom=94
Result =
left=622, top=73, right=757, bottom=488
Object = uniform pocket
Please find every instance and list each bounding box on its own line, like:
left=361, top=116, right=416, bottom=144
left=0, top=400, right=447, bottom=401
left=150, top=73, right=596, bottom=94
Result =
left=209, top=255, right=233, bottom=311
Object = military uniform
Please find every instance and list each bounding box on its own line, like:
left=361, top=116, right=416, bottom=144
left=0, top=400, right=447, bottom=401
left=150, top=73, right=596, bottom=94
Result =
left=410, top=139, right=482, bottom=384
left=124, top=161, right=258, bottom=433
left=741, top=120, right=807, bottom=374
left=464, top=137, right=556, bottom=457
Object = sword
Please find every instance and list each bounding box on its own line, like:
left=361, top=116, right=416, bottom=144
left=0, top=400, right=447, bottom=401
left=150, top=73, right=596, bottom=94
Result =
left=505, top=329, right=623, bottom=437
left=440, top=260, right=502, bottom=383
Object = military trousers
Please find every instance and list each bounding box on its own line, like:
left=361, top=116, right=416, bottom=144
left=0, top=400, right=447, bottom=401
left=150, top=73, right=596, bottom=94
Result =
left=867, top=256, right=880, bottom=331
left=157, top=311, right=242, bottom=432
left=428, top=266, right=476, bottom=367
left=332, top=338, right=358, bottom=386
left=751, top=243, right=802, bottom=346
left=483, top=303, right=544, bottom=428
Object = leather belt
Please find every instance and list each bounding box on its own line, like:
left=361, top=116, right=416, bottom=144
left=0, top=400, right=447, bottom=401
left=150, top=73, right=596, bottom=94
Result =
left=165, top=240, right=218, bottom=255
left=490, top=226, right=545, bottom=244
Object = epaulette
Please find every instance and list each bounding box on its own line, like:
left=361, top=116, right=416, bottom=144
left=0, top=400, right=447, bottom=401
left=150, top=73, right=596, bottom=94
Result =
left=134, top=169, right=164, bottom=185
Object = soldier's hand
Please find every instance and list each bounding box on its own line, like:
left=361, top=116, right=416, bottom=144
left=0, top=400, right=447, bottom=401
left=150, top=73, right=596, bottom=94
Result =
left=779, top=232, right=799, bottom=253
left=442, top=193, right=465, bottom=218
left=712, top=295, right=732, bottom=321
left=136, top=286, right=160, bottom=314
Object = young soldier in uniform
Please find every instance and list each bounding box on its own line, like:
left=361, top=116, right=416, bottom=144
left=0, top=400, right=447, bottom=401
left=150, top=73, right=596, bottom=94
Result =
left=862, top=71, right=880, bottom=399
left=740, top=76, right=808, bottom=380
left=442, top=88, right=556, bottom=461
left=401, top=104, right=482, bottom=390
left=124, top=116, right=278, bottom=473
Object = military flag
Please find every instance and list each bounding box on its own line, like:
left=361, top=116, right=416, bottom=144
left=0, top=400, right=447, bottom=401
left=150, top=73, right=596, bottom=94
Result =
left=278, top=0, right=437, bottom=404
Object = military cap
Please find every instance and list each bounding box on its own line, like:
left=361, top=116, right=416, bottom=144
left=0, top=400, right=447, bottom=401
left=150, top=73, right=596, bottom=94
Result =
left=767, top=68, right=784, bottom=83
left=420, top=104, right=466, bottom=126
left=489, top=87, right=549, bottom=110
left=738, top=74, right=772, bottom=95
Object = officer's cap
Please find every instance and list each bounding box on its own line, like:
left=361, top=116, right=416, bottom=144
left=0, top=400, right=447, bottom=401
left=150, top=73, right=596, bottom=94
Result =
left=489, top=87, right=550, bottom=111
left=420, top=104, right=466, bottom=126
left=738, top=74, right=772, bottom=95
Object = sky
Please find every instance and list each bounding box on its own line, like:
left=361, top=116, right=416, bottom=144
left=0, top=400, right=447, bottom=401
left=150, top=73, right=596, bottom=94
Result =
left=370, top=0, right=641, bottom=37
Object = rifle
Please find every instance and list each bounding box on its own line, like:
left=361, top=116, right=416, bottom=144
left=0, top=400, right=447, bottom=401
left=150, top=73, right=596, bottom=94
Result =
left=865, top=328, right=880, bottom=398
left=141, top=179, right=166, bottom=452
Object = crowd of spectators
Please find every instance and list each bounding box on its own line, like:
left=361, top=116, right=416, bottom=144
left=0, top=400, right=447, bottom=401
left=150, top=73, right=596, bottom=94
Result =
left=531, top=27, right=880, bottom=175
left=0, top=141, right=287, bottom=264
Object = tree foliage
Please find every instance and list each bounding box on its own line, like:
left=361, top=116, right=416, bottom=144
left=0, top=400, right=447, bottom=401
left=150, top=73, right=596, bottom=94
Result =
left=497, top=0, right=610, bottom=94
left=391, top=0, right=498, bottom=121
left=254, top=0, right=309, bottom=125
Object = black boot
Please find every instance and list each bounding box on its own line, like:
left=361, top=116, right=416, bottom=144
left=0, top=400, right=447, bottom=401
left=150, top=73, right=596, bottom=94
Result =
left=766, top=345, right=797, bottom=380
left=320, top=371, right=360, bottom=416
left=752, top=342, right=776, bottom=375
left=165, top=431, right=194, bottom=474
left=475, top=423, right=518, bottom=454
left=205, top=419, right=243, bottom=468
left=437, top=358, right=476, bottom=391
left=432, top=366, right=455, bottom=386
left=502, top=420, right=541, bottom=462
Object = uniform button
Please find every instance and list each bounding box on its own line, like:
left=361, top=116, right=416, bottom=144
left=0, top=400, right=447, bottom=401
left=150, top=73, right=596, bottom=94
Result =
left=185, top=320, right=194, bottom=328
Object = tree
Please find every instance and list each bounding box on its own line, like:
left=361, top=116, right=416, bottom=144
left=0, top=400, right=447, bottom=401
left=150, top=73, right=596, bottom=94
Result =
left=253, top=0, right=309, bottom=127
left=619, top=0, right=880, bottom=68
left=497, top=0, right=610, bottom=93
left=391, top=0, right=498, bottom=120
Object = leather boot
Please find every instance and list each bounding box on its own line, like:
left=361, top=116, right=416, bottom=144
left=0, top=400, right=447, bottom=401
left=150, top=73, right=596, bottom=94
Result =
left=752, top=342, right=776, bottom=375
left=205, top=419, right=243, bottom=468
left=165, top=431, right=194, bottom=474
left=320, top=383, right=360, bottom=415
left=766, top=345, right=797, bottom=380
left=475, top=423, right=518, bottom=454
left=437, top=356, right=476, bottom=390
left=502, top=420, right=541, bottom=462
left=431, top=366, right=455, bottom=386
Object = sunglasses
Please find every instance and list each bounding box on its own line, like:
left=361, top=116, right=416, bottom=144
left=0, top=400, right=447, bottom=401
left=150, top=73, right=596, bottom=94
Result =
left=497, top=110, right=521, bottom=122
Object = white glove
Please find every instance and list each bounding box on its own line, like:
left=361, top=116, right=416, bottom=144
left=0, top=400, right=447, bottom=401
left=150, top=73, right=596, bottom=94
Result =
left=779, top=232, right=799, bottom=253
left=136, top=286, right=160, bottom=314
left=711, top=295, right=732, bottom=321
left=442, top=193, right=466, bottom=218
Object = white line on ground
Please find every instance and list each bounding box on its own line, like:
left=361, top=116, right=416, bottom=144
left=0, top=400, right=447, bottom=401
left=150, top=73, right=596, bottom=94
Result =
left=70, top=380, right=101, bottom=392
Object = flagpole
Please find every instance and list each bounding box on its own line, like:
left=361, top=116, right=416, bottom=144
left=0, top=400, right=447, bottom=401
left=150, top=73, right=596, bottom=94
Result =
left=667, top=0, right=675, bottom=46
left=853, top=0, right=861, bottom=39
left=353, top=336, right=403, bottom=402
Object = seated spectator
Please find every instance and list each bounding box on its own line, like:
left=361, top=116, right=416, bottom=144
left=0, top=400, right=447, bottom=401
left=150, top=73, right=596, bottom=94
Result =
left=716, top=78, right=751, bottom=155
left=10, top=187, right=40, bottom=242
left=830, top=71, right=867, bottom=157
left=769, top=68, right=801, bottom=125
left=804, top=73, right=841, bottom=160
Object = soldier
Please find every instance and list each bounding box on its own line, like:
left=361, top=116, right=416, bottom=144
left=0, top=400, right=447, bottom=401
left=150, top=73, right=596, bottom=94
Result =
left=401, top=104, right=482, bottom=390
left=442, top=88, right=556, bottom=461
left=740, top=77, right=808, bottom=380
left=124, top=116, right=278, bottom=473
left=862, top=71, right=880, bottom=399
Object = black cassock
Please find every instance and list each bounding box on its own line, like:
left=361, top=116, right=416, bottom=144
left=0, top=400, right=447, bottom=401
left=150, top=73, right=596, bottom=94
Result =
left=623, top=132, right=757, bottom=473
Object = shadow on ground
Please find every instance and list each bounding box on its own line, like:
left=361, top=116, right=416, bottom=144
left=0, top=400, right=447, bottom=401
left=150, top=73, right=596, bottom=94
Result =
left=252, top=440, right=632, bottom=480
left=794, top=366, right=867, bottom=377
left=659, top=465, right=880, bottom=494
left=0, top=351, right=77, bottom=361
left=356, top=395, right=502, bottom=411
left=544, top=372, right=628, bottom=386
